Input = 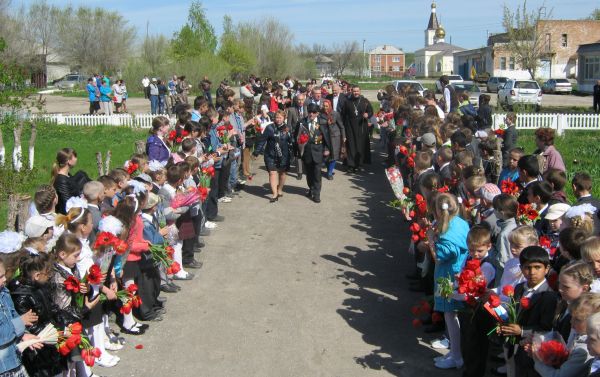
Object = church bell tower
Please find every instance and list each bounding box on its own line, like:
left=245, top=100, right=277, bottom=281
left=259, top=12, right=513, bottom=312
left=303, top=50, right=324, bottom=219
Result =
left=425, top=2, right=440, bottom=47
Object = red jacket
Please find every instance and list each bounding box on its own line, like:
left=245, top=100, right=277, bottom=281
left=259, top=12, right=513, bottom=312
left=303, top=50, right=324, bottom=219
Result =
left=126, top=215, right=149, bottom=262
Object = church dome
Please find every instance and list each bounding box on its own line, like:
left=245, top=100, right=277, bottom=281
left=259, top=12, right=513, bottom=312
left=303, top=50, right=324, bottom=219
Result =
left=435, top=26, right=446, bottom=39
left=431, top=2, right=436, bottom=9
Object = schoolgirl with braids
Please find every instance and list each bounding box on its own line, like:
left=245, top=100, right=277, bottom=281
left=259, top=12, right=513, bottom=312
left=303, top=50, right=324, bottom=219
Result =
left=51, top=148, right=78, bottom=215
left=553, top=260, right=593, bottom=342
left=430, top=193, right=470, bottom=369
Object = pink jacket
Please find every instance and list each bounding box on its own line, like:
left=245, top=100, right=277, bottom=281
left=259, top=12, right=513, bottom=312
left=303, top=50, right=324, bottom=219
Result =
left=542, top=145, right=566, bottom=173
left=126, top=215, right=149, bottom=262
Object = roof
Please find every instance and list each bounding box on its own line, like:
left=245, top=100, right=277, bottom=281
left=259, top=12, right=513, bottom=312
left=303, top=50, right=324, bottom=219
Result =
left=315, top=55, right=333, bottom=63
left=454, top=47, right=488, bottom=57
left=415, top=42, right=466, bottom=53
left=369, top=45, right=404, bottom=55
left=427, top=11, right=439, bottom=30
left=577, top=42, right=600, bottom=54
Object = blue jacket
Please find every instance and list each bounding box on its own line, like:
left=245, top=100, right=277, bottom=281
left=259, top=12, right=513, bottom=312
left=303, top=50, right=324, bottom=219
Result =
left=434, top=216, right=470, bottom=312
left=146, top=135, right=170, bottom=164
left=209, top=124, right=224, bottom=169
left=142, top=216, right=164, bottom=245
left=99, top=85, right=112, bottom=102
left=0, top=287, right=25, bottom=373
left=86, top=84, right=98, bottom=102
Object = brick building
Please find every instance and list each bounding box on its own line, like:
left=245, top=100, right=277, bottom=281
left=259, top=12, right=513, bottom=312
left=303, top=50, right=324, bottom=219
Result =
left=368, top=45, right=405, bottom=78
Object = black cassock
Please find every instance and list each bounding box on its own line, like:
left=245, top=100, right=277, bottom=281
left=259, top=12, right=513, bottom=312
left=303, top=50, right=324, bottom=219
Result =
left=341, top=95, right=373, bottom=168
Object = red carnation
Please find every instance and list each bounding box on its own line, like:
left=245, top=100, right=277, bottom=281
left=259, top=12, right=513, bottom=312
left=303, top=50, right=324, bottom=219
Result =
left=298, top=133, right=309, bottom=145
left=120, top=301, right=132, bottom=314
left=465, top=259, right=481, bottom=271
left=93, top=232, right=116, bottom=249
left=226, top=124, right=233, bottom=131
left=176, top=137, right=182, bottom=143
left=69, top=322, right=83, bottom=336
left=410, top=306, right=421, bottom=316
left=64, top=276, right=81, bottom=293
left=520, top=297, right=531, bottom=310
left=86, top=264, right=103, bottom=285
left=398, top=145, right=408, bottom=156
left=420, top=300, right=431, bottom=313
left=502, top=285, right=515, bottom=297
left=58, top=342, right=71, bottom=356
left=216, top=125, right=226, bottom=132
left=170, top=261, right=181, bottom=275
left=488, top=294, right=501, bottom=308
left=537, top=339, right=569, bottom=367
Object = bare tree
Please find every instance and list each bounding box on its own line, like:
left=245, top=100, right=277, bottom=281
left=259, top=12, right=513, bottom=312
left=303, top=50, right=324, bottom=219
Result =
left=142, top=34, right=169, bottom=73
left=25, top=0, right=61, bottom=57
left=502, top=0, right=552, bottom=80
left=330, top=41, right=359, bottom=76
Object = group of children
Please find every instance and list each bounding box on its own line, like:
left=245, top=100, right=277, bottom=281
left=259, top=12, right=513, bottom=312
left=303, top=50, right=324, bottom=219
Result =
left=390, top=97, right=600, bottom=376
left=0, top=114, right=239, bottom=376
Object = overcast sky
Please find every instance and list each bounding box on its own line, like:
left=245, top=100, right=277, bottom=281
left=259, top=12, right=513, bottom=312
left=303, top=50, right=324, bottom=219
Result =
left=31, top=0, right=595, bottom=52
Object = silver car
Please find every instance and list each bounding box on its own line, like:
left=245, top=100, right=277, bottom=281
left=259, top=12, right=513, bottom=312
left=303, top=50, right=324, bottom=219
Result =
left=486, top=76, right=508, bottom=93
left=392, top=80, right=425, bottom=97
left=542, top=79, right=572, bottom=94
left=497, top=79, right=542, bottom=110
left=55, top=74, right=87, bottom=90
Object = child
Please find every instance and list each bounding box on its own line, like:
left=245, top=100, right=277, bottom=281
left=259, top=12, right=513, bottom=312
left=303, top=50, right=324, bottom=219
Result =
left=436, top=146, right=453, bottom=184
left=586, top=312, right=600, bottom=376
left=97, top=175, right=119, bottom=214
left=498, top=147, right=524, bottom=184
left=572, top=172, right=600, bottom=235
left=475, top=183, right=502, bottom=241
left=543, top=168, right=568, bottom=204
left=478, top=139, right=498, bottom=183
left=501, top=112, right=518, bottom=168
left=565, top=204, right=597, bottom=237
left=411, top=151, right=435, bottom=196
left=32, top=184, right=63, bottom=250
left=148, top=161, right=167, bottom=194
left=527, top=181, right=553, bottom=235
left=107, top=168, right=129, bottom=203
left=83, top=181, right=105, bottom=245
left=459, top=225, right=497, bottom=377
left=534, top=292, right=599, bottom=377
left=10, top=253, right=65, bottom=377
left=431, top=193, right=470, bottom=369
left=493, top=194, right=519, bottom=271
left=23, top=215, right=55, bottom=254
left=0, top=258, right=42, bottom=377
left=556, top=228, right=590, bottom=272
left=554, top=261, right=594, bottom=341
left=545, top=203, right=571, bottom=243
left=499, top=226, right=539, bottom=299
left=498, top=246, right=558, bottom=377
left=582, top=237, right=600, bottom=293
left=517, top=155, right=541, bottom=204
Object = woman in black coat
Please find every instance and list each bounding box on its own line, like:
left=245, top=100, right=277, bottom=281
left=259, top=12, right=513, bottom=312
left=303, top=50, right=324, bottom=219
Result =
left=321, top=99, right=346, bottom=180
left=51, top=148, right=90, bottom=214
left=253, top=110, right=292, bottom=202
left=477, top=94, right=493, bottom=130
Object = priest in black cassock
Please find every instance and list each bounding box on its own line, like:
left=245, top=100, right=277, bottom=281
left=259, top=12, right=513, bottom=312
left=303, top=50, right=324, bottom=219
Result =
left=341, top=85, right=373, bottom=173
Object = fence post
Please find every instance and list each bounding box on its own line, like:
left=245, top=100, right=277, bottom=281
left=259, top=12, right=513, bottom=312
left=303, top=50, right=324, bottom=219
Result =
left=556, top=114, right=566, bottom=136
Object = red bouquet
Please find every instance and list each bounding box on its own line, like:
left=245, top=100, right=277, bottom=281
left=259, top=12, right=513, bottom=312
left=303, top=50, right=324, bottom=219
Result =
left=93, top=232, right=128, bottom=255
left=298, top=133, right=309, bottom=145
left=494, top=129, right=505, bottom=137
left=457, top=259, right=487, bottom=306
left=149, top=243, right=180, bottom=274
left=501, top=179, right=520, bottom=197
left=57, top=322, right=101, bottom=366
left=84, top=264, right=103, bottom=285
left=533, top=332, right=569, bottom=368
left=125, top=161, right=139, bottom=176
left=64, top=276, right=81, bottom=293
left=409, top=222, right=428, bottom=243
left=517, top=204, right=540, bottom=225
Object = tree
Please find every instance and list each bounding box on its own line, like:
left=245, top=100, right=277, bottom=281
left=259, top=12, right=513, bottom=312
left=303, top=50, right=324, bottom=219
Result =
left=218, top=16, right=255, bottom=80
left=142, top=34, right=170, bottom=73
left=590, top=8, right=600, bottom=20
left=330, top=41, right=359, bottom=76
left=25, top=0, right=61, bottom=57
left=171, top=1, right=217, bottom=59
left=502, top=0, right=552, bottom=80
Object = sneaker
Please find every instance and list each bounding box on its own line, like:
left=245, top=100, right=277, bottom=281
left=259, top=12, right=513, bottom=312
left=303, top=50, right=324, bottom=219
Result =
left=205, top=221, right=218, bottom=229
left=104, top=337, right=123, bottom=351
left=218, top=197, right=232, bottom=203
left=95, top=355, right=118, bottom=368
left=434, top=356, right=463, bottom=369
left=104, top=352, right=120, bottom=363
left=431, top=336, right=450, bottom=349
left=433, top=353, right=451, bottom=363
left=238, top=179, right=247, bottom=185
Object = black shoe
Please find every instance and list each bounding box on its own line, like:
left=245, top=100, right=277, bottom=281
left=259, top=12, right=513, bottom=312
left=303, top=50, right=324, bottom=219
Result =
left=161, top=284, right=178, bottom=293
left=305, top=190, right=312, bottom=198
left=269, top=196, right=278, bottom=203
left=199, top=228, right=211, bottom=237
left=153, top=307, right=167, bottom=316
left=156, top=296, right=167, bottom=304
left=168, top=282, right=181, bottom=291
left=193, top=247, right=203, bottom=253
left=424, top=322, right=445, bottom=333
left=209, top=215, right=225, bottom=222
left=183, top=260, right=203, bottom=269
left=326, top=175, right=333, bottom=180
left=313, top=197, right=321, bottom=203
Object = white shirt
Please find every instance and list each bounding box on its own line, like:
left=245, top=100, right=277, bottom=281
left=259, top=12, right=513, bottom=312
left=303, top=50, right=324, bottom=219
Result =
left=443, top=87, right=451, bottom=113
left=591, top=278, right=600, bottom=293
left=142, top=77, right=150, bottom=87
left=498, top=257, right=525, bottom=302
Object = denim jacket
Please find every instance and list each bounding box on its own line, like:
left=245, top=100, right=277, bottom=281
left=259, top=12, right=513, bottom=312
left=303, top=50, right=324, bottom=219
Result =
left=0, top=287, right=25, bottom=373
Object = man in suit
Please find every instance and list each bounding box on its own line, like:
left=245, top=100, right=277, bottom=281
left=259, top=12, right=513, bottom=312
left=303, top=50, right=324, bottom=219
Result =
left=306, top=87, right=324, bottom=108
left=326, top=84, right=346, bottom=113
left=287, top=93, right=307, bottom=180
left=297, top=103, right=331, bottom=203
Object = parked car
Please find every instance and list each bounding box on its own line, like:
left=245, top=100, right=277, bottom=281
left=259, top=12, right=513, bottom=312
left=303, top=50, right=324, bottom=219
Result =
left=451, top=81, right=481, bottom=108
left=474, top=72, right=490, bottom=84
left=392, top=80, right=425, bottom=97
left=55, top=74, right=87, bottom=90
left=542, top=78, right=572, bottom=94
left=497, top=79, right=542, bottom=111
left=486, top=76, right=508, bottom=93
left=435, top=74, right=463, bottom=93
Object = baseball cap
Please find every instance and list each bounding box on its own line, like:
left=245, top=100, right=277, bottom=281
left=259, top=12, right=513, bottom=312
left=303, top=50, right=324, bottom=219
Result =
left=477, top=183, right=501, bottom=202
left=421, top=133, right=436, bottom=147
left=144, top=193, right=161, bottom=210
left=25, top=215, right=55, bottom=238
left=545, top=203, right=571, bottom=221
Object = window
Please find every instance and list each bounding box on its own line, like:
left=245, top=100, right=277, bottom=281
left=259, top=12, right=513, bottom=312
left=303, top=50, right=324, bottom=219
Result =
left=500, top=57, right=507, bottom=70
left=561, top=34, right=568, bottom=48
left=392, top=56, right=400, bottom=63
left=374, top=55, right=381, bottom=64
left=392, top=66, right=400, bottom=72
left=373, top=65, right=381, bottom=72
left=436, top=61, right=442, bottom=72
left=545, top=33, right=551, bottom=52
left=584, top=56, right=600, bottom=80
left=509, top=57, right=515, bottom=70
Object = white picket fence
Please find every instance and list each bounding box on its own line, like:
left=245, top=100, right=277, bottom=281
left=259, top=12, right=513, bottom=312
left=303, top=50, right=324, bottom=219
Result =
left=493, top=113, right=600, bottom=135
left=30, top=113, right=177, bottom=128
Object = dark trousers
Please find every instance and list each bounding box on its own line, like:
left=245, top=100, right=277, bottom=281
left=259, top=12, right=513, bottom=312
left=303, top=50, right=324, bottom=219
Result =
left=204, top=91, right=212, bottom=107
left=218, top=162, right=231, bottom=198
left=303, top=159, right=322, bottom=199
left=135, top=260, right=161, bottom=320
left=206, top=168, right=220, bottom=220
left=460, top=306, right=495, bottom=377
left=594, top=96, right=600, bottom=113
left=182, top=238, right=195, bottom=264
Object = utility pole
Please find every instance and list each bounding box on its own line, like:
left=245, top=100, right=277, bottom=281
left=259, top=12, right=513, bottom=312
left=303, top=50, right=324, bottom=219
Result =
left=362, top=39, right=366, bottom=78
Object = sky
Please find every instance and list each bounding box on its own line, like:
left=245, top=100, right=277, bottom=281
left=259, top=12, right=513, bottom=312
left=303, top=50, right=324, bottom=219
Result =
left=25, top=0, right=596, bottom=52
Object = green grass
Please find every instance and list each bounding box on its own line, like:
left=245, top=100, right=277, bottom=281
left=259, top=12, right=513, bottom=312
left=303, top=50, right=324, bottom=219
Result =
left=0, top=123, right=147, bottom=228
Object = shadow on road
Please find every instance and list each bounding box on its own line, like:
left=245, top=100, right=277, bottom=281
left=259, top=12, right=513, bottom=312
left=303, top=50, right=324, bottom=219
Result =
left=321, top=143, right=454, bottom=376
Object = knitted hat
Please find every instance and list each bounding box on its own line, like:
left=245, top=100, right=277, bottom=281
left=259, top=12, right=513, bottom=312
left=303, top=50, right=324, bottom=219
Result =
left=477, top=183, right=501, bottom=202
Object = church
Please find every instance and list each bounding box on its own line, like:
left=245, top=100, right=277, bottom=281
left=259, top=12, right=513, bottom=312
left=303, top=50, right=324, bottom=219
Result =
left=414, top=2, right=465, bottom=78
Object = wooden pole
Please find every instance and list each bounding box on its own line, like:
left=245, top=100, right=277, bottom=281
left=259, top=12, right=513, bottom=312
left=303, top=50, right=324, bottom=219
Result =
left=134, top=140, right=146, bottom=154
left=0, top=125, right=4, bottom=167
left=96, top=152, right=104, bottom=177
left=28, top=122, right=37, bottom=170
left=105, top=150, right=112, bottom=173
left=16, top=194, right=31, bottom=232
left=6, top=194, right=18, bottom=231
left=12, top=121, right=23, bottom=171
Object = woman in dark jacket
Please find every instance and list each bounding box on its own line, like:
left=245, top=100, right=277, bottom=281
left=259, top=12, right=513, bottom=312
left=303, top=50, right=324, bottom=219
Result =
left=10, top=253, right=72, bottom=377
left=321, top=99, right=346, bottom=180
left=51, top=148, right=89, bottom=214
left=477, top=94, right=493, bottom=130
left=146, top=115, right=172, bottom=164
left=253, top=109, right=292, bottom=202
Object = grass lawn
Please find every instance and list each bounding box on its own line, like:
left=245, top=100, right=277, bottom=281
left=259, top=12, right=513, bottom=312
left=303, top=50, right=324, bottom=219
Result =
left=1, top=124, right=599, bottom=229
left=0, top=123, right=147, bottom=228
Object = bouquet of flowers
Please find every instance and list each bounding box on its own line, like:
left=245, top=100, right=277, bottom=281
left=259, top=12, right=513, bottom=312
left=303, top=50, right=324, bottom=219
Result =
left=298, top=133, right=309, bottom=145
left=93, top=231, right=128, bottom=255
left=436, top=275, right=455, bottom=302
left=457, top=259, right=488, bottom=306
left=199, top=165, right=215, bottom=188
left=216, top=123, right=234, bottom=144
left=406, top=152, right=417, bottom=168
left=501, top=179, right=520, bottom=197
left=170, top=191, right=200, bottom=209
left=532, top=331, right=569, bottom=368
left=485, top=285, right=530, bottom=344
left=56, top=322, right=102, bottom=366
left=409, top=222, right=428, bottom=243
left=100, top=284, right=142, bottom=315
left=17, top=323, right=59, bottom=352
left=410, top=299, right=440, bottom=328
left=539, top=235, right=558, bottom=258
left=494, top=124, right=506, bottom=138
left=167, top=130, right=183, bottom=152
left=517, top=204, right=540, bottom=225
left=124, top=160, right=139, bottom=177
left=149, top=243, right=181, bottom=275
